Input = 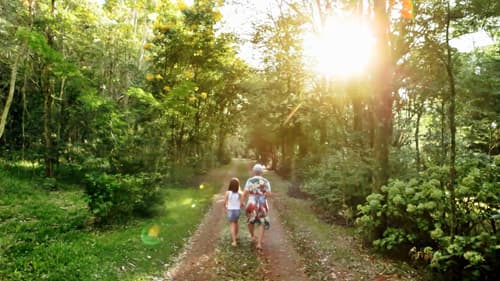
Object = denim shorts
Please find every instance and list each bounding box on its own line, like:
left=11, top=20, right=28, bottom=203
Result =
left=227, top=209, right=240, bottom=222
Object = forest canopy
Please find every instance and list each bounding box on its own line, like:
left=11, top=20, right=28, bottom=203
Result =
left=0, top=0, right=499, bottom=280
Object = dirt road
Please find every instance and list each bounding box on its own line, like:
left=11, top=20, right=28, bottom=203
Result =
left=163, top=159, right=309, bottom=281
left=162, top=159, right=420, bottom=281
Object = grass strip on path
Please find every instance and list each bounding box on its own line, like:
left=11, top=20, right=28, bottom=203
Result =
left=214, top=219, right=268, bottom=281
left=212, top=159, right=269, bottom=281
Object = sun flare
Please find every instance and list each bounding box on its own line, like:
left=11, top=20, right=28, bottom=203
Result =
left=305, top=17, right=375, bottom=78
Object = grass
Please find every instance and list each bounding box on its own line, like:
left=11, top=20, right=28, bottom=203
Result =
left=0, top=163, right=220, bottom=281
left=213, top=217, right=267, bottom=281
left=266, top=172, right=422, bottom=281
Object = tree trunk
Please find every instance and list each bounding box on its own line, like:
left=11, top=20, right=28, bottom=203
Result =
left=353, top=98, right=362, bottom=134
left=440, top=99, right=446, bottom=165
left=57, top=77, right=66, bottom=156
left=351, top=87, right=363, bottom=146
left=216, top=124, right=226, bottom=163
left=22, top=66, right=29, bottom=160
left=415, top=108, right=422, bottom=173
left=41, top=0, right=57, bottom=177
left=280, top=133, right=286, bottom=172
left=445, top=0, right=457, bottom=237
left=0, top=54, right=21, bottom=140
left=372, top=0, right=393, bottom=191
left=367, top=100, right=375, bottom=149
left=43, top=70, right=54, bottom=177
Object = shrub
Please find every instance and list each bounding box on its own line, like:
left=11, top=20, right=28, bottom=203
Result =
left=357, top=154, right=500, bottom=280
left=303, top=149, right=373, bottom=224
left=84, top=172, right=164, bottom=224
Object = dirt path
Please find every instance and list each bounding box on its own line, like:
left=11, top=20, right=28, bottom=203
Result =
left=162, top=160, right=309, bottom=281
left=260, top=199, right=309, bottom=281
left=162, top=160, right=420, bottom=281
left=163, top=164, right=238, bottom=281
left=266, top=172, right=422, bottom=281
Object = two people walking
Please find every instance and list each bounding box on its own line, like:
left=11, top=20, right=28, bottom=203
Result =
left=223, top=163, right=271, bottom=250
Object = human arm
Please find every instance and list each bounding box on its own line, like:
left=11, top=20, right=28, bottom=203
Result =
left=241, top=178, right=252, bottom=207
left=263, top=179, right=272, bottom=198
left=223, top=191, right=228, bottom=210
left=265, top=190, right=272, bottom=198
left=241, top=189, right=248, bottom=208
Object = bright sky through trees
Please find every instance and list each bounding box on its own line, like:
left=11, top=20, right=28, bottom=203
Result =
left=303, top=16, right=376, bottom=78
left=87, top=0, right=494, bottom=68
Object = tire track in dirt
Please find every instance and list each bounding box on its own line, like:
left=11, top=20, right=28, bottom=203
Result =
left=259, top=191, right=310, bottom=281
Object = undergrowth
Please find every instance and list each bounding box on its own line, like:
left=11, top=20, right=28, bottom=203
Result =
left=266, top=173, right=421, bottom=281
left=0, top=164, right=218, bottom=281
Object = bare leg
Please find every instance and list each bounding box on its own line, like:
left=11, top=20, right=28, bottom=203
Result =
left=256, top=224, right=264, bottom=249
left=230, top=222, right=237, bottom=246
left=247, top=223, right=255, bottom=241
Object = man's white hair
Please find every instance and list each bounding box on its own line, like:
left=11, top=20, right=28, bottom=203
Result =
left=252, top=164, right=264, bottom=174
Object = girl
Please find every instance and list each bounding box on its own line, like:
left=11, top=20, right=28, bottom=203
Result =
left=224, top=178, right=241, bottom=246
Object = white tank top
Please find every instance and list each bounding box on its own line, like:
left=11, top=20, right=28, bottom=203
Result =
left=227, top=192, right=240, bottom=210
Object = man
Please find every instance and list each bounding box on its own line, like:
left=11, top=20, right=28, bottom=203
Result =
left=242, top=163, right=272, bottom=250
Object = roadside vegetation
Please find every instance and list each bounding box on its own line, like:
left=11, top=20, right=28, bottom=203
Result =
left=0, top=0, right=498, bottom=280
left=267, top=173, right=422, bottom=281
left=0, top=162, right=219, bottom=281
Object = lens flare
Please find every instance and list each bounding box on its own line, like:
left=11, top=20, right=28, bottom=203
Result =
left=199, top=184, right=205, bottom=189
left=141, top=224, right=161, bottom=245
left=402, top=0, right=414, bottom=19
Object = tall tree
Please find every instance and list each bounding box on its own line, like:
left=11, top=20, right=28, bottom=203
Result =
left=372, top=0, right=393, bottom=190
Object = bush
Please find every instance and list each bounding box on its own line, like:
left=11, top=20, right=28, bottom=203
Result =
left=357, top=154, right=500, bottom=280
left=84, top=172, right=164, bottom=224
left=357, top=175, right=446, bottom=251
left=303, top=149, right=373, bottom=224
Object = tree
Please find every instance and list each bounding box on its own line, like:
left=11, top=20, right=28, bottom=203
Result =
left=248, top=3, right=307, bottom=176
left=372, top=0, right=393, bottom=191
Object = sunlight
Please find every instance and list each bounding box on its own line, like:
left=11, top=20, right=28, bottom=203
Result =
left=177, top=0, right=194, bottom=6
left=305, top=17, right=375, bottom=78
left=15, top=160, right=40, bottom=168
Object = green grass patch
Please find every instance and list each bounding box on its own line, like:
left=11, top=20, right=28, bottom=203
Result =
left=0, top=165, right=220, bottom=281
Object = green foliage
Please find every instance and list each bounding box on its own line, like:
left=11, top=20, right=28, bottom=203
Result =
left=84, top=172, right=164, bottom=223
left=0, top=164, right=218, bottom=281
left=266, top=171, right=420, bottom=280
left=357, top=175, right=446, bottom=249
left=357, top=154, right=500, bottom=279
left=138, top=0, right=246, bottom=175
left=303, top=149, right=373, bottom=224
left=430, top=233, right=499, bottom=281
